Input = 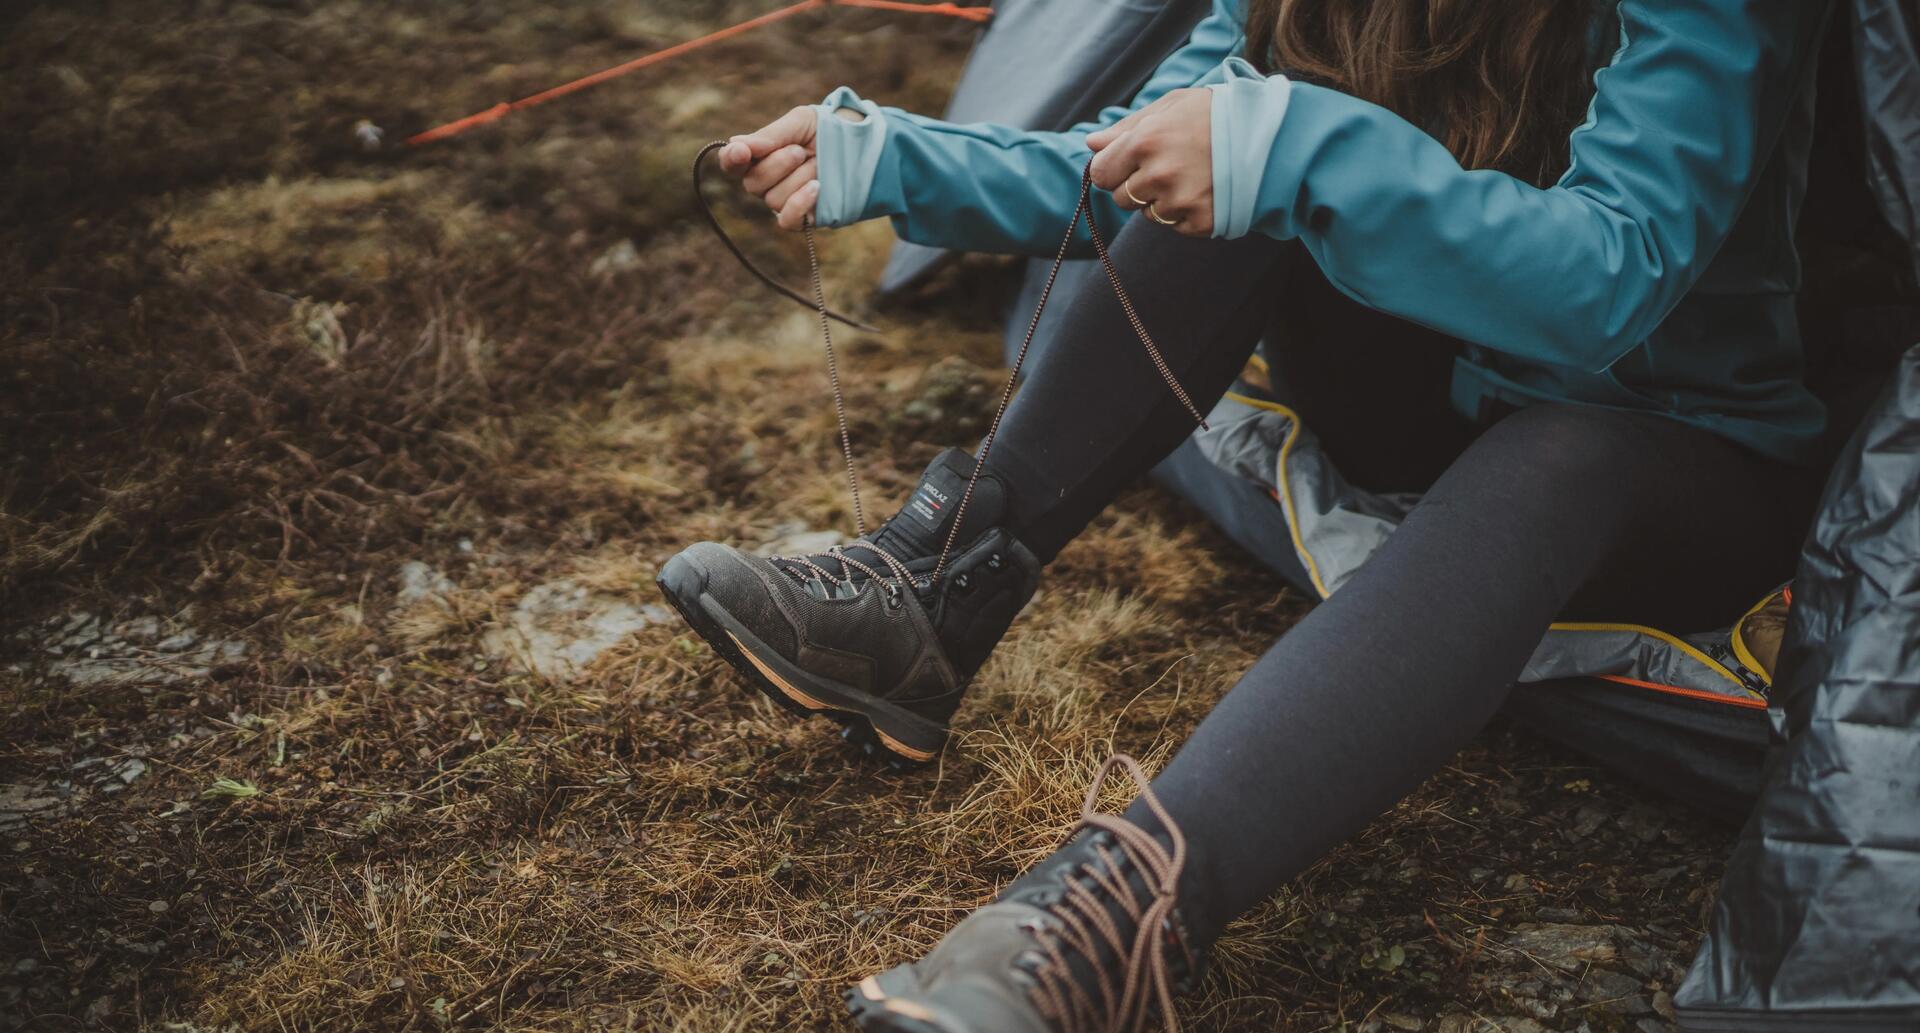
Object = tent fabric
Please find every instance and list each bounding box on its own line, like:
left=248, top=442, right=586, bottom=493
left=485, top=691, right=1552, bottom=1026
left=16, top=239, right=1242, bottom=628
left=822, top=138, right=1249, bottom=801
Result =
left=1674, top=345, right=1920, bottom=1030
left=1670, top=3, right=1920, bottom=1026
left=877, top=0, right=1210, bottom=294
left=1853, top=0, right=1920, bottom=284
left=889, top=0, right=1920, bottom=1025
left=1181, top=386, right=1776, bottom=707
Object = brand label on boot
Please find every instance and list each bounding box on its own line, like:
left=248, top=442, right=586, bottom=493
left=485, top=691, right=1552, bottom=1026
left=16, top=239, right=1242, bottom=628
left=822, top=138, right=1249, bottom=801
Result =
left=905, top=479, right=952, bottom=532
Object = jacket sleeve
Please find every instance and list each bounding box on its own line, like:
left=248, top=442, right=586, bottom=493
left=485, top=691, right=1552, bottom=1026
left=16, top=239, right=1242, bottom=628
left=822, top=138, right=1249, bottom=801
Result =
left=811, top=0, right=1246, bottom=256
left=1228, top=0, right=1827, bottom=372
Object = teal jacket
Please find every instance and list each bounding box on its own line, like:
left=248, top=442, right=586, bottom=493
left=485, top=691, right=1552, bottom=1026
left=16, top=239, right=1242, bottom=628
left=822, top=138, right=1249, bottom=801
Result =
left=810, top=0, right=1831, bottom=464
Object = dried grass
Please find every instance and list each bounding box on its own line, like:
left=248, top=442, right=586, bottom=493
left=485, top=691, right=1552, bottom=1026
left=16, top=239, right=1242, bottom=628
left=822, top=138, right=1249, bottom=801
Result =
left=2, top=4, right=1733, bottom=1031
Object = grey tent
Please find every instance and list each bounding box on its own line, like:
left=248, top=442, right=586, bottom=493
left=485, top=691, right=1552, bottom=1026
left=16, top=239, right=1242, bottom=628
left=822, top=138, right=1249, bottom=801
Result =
left=881, top=0, right=1920, bottom=1027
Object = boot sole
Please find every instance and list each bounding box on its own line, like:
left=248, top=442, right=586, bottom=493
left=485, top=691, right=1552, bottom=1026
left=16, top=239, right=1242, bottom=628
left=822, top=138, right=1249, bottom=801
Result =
left=844, top=970, right=969, bottom=1033
left=656, top=556, right=948, bottom=765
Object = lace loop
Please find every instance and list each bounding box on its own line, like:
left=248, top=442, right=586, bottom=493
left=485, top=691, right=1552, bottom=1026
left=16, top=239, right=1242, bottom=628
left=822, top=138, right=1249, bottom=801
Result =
left=1027, top=754, right=1189, bottom=1033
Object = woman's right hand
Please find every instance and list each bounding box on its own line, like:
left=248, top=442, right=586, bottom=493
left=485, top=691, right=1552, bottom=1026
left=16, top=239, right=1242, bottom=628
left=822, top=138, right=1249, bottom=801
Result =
left=718, top=106, right=822, bottom=231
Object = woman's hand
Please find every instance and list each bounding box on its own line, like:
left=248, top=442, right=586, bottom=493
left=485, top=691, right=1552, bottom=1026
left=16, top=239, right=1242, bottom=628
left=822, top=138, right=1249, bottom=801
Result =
left=1087, top=88, right=1214, bottom=237
left=718, top=106, right=823, bottom=231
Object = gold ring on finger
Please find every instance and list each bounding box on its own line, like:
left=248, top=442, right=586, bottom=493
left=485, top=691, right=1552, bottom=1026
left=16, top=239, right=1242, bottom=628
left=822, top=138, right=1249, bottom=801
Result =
left=1147, top=202, right=1177, bottom=226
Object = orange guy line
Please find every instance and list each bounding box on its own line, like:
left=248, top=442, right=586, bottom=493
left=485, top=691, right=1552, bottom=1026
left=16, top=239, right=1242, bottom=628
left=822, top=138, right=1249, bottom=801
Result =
left=406, top=0, right=990, bottom=146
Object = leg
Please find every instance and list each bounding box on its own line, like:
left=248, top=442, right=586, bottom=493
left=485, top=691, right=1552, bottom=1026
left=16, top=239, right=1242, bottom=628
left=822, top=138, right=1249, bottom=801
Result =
left=1134, top=405, right=1818, bottom=944
left=847, top=406, right=1816, bottom=1033
left=660, top=222, right=1299, bottom=763
left=987, top=220, right=1298, bottom=561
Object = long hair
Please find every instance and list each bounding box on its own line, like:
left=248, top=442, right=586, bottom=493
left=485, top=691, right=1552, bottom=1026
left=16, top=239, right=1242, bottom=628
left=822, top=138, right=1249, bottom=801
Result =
left=1245, top=0, right=1598, bottom=186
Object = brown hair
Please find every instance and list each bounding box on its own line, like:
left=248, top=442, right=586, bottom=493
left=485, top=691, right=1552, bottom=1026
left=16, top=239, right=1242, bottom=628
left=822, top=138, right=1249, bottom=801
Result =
left=1245, top=0, right=1597, bottom=186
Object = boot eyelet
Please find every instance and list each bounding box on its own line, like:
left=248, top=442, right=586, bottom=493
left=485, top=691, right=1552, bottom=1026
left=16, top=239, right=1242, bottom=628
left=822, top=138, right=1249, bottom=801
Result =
left=884, top=584, right=903, bottom=609
left=987, top=553, right=1004, bottom=570
left=953, top=572, right=971, bottom=592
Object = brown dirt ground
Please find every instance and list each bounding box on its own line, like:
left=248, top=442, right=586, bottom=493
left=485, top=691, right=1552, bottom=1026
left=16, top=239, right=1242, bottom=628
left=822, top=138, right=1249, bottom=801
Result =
left=2, top=2, right=1740, bottom=1030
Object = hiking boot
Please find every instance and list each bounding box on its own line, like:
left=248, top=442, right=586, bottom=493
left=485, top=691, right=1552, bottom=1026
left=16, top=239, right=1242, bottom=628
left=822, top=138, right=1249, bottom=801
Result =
left=655, top=448, right=1041, bottom=763
left=845, top=755, right=1203, bottom=1033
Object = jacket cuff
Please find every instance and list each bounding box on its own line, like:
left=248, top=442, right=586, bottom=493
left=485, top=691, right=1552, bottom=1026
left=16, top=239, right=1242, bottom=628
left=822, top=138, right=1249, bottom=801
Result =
left=811, top=86, right=889, bottom=228
left=1205, top=58, right=1292, bottom=239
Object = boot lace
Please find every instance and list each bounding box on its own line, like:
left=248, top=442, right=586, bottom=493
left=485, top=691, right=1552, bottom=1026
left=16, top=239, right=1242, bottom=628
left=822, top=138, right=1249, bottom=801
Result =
left=693, top=142, right=1209, bottom=599
left=1026, top=754, right=1191, bottom=1033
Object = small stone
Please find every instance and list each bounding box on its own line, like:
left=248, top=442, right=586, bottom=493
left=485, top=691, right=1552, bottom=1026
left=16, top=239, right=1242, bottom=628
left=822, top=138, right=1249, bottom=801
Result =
left=148, top=899, right=169, bottom=913
left=588, top=239, right=641, bottom=279
left=1651, top=990, right=1677, bottom=1020
left=1381, top=1013, right=1421, bottom=1031
left=1506, top=923, right=1622, bottom=970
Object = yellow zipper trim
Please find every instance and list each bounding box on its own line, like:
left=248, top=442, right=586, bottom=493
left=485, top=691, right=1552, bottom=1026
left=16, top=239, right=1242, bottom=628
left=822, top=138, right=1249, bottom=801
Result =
left=1225, top=381, right=1761, bottom=702
left=1546, top=621, right=1761, bottom=699
left=1222, top=390, right=1333, bottom=599
left=1727, top=588, right=1783, bottom=687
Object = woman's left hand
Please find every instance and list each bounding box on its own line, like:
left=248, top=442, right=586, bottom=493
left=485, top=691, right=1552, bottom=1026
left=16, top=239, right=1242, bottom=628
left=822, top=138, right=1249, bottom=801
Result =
left=1087, top=87, right=1214, bottom=237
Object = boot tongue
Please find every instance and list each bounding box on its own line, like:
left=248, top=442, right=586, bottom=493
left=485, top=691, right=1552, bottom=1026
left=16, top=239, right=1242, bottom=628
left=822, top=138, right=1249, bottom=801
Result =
left=868, top=448, right=1006, bottom=561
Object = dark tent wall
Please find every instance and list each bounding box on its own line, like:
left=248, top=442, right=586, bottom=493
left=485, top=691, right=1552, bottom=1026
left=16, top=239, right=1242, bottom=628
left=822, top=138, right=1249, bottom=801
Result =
left=1676, top=347, right=1920, bottom=1030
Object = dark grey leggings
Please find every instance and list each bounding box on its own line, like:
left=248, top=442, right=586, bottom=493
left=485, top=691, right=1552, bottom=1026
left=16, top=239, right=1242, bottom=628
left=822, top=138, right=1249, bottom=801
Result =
left=985, top=219, right=1820, bottom=947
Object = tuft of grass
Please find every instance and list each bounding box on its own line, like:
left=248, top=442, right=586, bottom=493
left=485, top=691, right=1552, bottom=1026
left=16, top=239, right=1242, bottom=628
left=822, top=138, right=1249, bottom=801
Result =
left=201, top=778, right=262, bottom=801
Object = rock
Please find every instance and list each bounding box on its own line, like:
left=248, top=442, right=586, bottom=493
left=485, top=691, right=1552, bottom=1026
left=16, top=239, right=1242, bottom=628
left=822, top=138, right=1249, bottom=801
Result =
left=899, top=356, right=996, bottom=442
left=1380, top=1013, right=1421, bottom=1031
left=1576, top=968, right=1647, bottom=1005
left=1570, top=804, right=1608, bottom=839
left=26, top=610, right=247, bottom=687
left=293, top=299, right=350, bottom=367
left=0, top=785, right=64, bottom=829
left=109, top=758, right=147, bottom=787
left=1651, top=990, right=1678, bottom=1021
left=480, top=579, right=668, bottom=679
left=396, top=562, right=455, bottom=606
left=589, top=239, right=641, bottom=279
left=1505, top=923, right=1622, bottom=970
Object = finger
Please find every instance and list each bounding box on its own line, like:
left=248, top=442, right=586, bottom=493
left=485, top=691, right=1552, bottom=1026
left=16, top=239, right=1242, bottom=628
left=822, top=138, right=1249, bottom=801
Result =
left=1086, top=94, right=1168, bottom=151
left=776, top=181, right=820, bottom=231
left=1113, top=175, right=1155, bottom=211
left=1180, top=196, right=1215, bottom=237
left=1086, top=112, right=1142, bottom=152
left=719, top=137, right=754, bottom=176
left=743, top=144, right=811, bottom=195
left=763, top=158, right=818, bottom=213
left=736, top=107, right=817, bottom=162
left=1089, top=130, right=1147, bottom=191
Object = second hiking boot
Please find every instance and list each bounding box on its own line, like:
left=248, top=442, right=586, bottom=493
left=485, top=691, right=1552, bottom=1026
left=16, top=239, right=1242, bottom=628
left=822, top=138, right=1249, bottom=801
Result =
left=656, top=449, right=1041, bottom=763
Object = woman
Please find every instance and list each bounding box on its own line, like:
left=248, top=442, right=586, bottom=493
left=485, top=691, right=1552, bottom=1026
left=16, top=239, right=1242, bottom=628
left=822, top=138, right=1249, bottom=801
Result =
left=656, top=0, right=1832, bottom=1029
